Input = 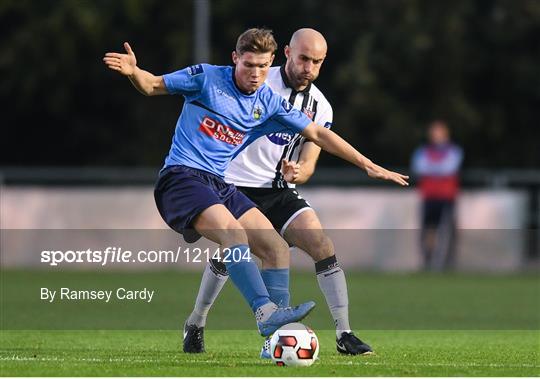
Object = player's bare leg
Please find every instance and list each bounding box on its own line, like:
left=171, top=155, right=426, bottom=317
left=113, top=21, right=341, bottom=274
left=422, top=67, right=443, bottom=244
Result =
left=239, top=208, right=295, bottom=314
left=183, top=204, right=315, bottom=353
left=238, top=207, right=290, bottom=269
left=283, top=209, right=373, bottom=355
left=186, top=205, right=289, bottom=337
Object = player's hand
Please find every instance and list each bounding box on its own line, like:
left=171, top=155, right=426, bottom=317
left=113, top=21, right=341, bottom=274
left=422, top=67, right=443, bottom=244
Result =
left=103, top=42, right=137, bottom=76
left=365, top=161, right=409, bottom=186
left=281, top=159, right=301, bottom=183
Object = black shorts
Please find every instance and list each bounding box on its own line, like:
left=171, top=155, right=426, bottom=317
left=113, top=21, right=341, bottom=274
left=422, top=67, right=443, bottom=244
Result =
left=422, top=199, right=455, bottom=227
left=236, top=187, right=312, bottom=235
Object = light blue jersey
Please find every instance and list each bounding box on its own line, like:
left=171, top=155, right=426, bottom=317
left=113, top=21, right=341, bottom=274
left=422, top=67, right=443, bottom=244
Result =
left=162, top=64, right=312, bottom=177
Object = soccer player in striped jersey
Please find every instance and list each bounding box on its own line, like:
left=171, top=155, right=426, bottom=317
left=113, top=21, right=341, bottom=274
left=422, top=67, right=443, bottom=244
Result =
left=184, top=29, right=397, bottom=357
left=104, top=29, right=320, bottom=339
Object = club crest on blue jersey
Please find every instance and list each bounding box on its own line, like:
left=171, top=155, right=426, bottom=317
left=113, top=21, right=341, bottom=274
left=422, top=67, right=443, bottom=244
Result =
left=267, top=132, right=293, bottom=145
left=253, top=105, right=264, bottom=120
left=187, top=64, right=204, bottom=76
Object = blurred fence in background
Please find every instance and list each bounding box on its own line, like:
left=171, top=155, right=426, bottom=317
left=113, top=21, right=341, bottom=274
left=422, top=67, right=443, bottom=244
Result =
left=1, top=167, right=538, bottom=272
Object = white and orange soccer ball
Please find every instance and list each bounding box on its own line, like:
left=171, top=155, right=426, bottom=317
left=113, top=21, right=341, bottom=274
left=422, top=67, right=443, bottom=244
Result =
left=269, top=323, right=319, bottom=367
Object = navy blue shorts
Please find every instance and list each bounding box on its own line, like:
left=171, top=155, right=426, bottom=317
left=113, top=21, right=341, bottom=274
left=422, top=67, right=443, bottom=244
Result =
left=154, top=165, right=256, bottom=243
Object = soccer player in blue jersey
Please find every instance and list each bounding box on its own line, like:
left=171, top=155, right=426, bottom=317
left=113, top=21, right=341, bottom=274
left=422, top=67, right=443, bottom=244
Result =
left=103, top=28, right=408, bottom=342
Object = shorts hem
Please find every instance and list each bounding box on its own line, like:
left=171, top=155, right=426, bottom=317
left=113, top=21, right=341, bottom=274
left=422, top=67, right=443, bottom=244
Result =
left=279, top=207, right=313, bottom=236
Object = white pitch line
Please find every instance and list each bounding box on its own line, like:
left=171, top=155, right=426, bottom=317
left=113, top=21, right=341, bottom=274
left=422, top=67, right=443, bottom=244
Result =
left=1, top=355, right=538, bottom=369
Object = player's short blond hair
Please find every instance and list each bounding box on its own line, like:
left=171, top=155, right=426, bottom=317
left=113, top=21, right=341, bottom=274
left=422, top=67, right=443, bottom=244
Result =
left=235, top=28, right=277, bottom=55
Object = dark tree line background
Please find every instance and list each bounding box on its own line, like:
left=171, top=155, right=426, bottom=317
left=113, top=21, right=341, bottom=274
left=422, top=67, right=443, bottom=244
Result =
left=2, top=0, right=539, bottom=169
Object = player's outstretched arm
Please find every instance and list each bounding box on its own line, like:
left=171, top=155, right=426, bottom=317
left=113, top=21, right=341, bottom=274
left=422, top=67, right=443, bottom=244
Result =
left=301, top=123, right=409, bottom=186
left=103, top=42, right=168, bottom=96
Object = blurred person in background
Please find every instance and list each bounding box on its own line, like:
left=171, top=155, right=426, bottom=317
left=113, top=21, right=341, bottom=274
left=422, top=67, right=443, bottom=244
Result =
left=411, top=120, right=463, bottom=271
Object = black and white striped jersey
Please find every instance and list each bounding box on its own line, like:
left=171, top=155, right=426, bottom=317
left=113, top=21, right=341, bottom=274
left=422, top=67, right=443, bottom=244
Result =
left=225, top=65, right=333, bottom=188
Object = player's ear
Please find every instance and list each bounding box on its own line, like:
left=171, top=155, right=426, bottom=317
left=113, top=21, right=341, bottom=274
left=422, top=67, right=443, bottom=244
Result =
left=269, top=54, right=275, bottom=65
left=284, top=45, right=290, bottom=59
left=232, top=51, right=239, bottom=65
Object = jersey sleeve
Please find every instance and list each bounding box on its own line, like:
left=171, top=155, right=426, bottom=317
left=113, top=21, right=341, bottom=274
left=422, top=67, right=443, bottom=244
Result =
left=268, top=97, right=312, bottom=133
left=162, top=63, right=208, bottom=98
left=314, top=102, right=333, bottom=130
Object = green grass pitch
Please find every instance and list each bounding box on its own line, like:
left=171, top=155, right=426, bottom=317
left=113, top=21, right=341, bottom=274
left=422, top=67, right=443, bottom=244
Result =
left=1, top=270, right=539, bottom=376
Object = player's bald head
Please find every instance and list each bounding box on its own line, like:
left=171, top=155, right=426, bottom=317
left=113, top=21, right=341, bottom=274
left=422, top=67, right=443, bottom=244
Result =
left=285, top=28, right=328, bottom=91
left=284, top=28, right=327, bottom=91
left=289, top=28, right=327, bottom=54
